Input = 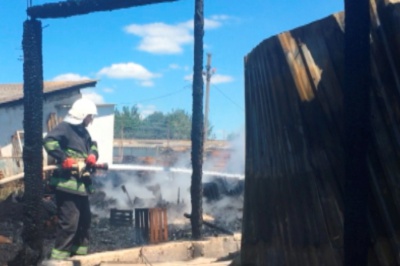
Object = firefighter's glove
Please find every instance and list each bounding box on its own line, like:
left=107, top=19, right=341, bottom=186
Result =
left=62, top=158, right=76, bottom=169
left=85, top=154, right=97, bottom=166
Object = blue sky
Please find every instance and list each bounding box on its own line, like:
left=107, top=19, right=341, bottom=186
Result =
left=1, top=0, right=343, bottom=139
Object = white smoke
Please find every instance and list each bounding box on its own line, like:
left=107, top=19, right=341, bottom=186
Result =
left=224, top=128, right=245, bottom=176
left=92, top=128, right=245, bottom=228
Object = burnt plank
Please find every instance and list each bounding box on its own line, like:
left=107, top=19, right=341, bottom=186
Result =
left=27, top=0, right=179, bottom=19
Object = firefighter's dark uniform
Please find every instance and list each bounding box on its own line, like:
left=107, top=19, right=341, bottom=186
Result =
left=43, top=121, right=98, bottom=260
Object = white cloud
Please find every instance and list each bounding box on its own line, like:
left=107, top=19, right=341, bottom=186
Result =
left=124, top=22, right=192, bottom=54
left=167, top=63, right=190, bottom=72
left=102, top=87, right=114, bottom=93
left=137, top=104, right=157, bottom=119
left=210, top=14, right=231, bottom=21
left=97, top=62, right=160, bottom=87
left=124, top=15, right=229, bottom=55
left=211, top=74, right=234, bottom=84
left=180, top=16, right=224, bottom=30
left=184, top=73, right=234, bottom=84
left=81, top=89, right=104, bottom=104
left=140, top=80, right=154, bottom=87
left=169, top=63, right=180, bottom=70
left=52, top=73, right=90, bottom=81
left=204, top=18, right=222, bottom=29
left=184, top=74, right=192, bottom=82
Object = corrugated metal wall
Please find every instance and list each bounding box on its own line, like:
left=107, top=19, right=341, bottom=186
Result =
left=242, top=0, right=400, bottom=264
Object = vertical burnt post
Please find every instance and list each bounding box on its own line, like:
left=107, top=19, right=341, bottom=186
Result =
left=343, top=0, right=371, bottom=265
left=10, top=19, right=44, bottom=265
left=190, top=0, right=205, bottom=239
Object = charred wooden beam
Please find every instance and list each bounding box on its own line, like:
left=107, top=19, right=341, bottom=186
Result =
left=190, top=0, right=205, bottom=240
left=343, top=0, right=371, bottom=265
left=8, top=19, right=44, bottom=266
left=184, top=213, right=234, bottom=236
left=121, top=185, right=134, bottom=208
left=27, top=0, right=178, bottom=19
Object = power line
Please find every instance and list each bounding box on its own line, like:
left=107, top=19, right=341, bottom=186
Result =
left=115, top=85, right=191, bottom=106
left=212, top=84, right=244, bottom=112
left=113, top=83, right=244, bottom=113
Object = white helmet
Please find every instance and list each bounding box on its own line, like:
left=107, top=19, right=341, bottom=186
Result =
left=64, top=98, right=98, bottom=125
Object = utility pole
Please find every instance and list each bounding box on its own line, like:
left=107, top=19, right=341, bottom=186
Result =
left=119, top=120, right=124, bottom=162
left=204, top=53, right=214, bottom=142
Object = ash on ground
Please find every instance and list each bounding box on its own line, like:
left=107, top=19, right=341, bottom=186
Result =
left=0, top=171, right=243, bottom=264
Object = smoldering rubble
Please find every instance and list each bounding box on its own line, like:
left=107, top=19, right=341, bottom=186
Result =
left=0, top=169, right=244, bottom=264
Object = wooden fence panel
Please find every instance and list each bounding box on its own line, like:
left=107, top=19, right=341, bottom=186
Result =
left=242, top=0, right=400, bottom=264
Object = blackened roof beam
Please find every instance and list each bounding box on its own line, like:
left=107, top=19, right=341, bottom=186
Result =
left=27, top=0, right=179, bottom=19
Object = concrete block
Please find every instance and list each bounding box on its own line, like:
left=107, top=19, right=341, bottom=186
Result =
left=193, top=235, right=241, bottom=259
left=40, top=234, right=242, bottom=266
left=140, top=241, right=193, bottom=262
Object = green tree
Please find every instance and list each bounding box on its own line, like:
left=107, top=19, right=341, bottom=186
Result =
left=166, top=109, right=192, bottom=139
left=206, top=123, right=214, bottom=139
left=114, top=105, right=141, bottom=139
left=140, top=112, right=167, bottom=139
left=114, top=106, right=207, bottom=140
left=227, top=132, right=239, bottom=141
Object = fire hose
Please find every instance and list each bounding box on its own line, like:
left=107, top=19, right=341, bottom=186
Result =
left=0, top=162, right=244, bottom=185
left=0, top=163, right=109, bottom=185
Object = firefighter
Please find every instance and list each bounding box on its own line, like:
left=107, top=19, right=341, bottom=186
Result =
left=43, top=98, right=98, bottom=260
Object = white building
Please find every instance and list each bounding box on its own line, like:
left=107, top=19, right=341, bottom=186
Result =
left=0, top=80, right=114, bottom=178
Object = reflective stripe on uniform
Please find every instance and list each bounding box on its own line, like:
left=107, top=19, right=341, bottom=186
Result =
left=44, top=140, right=60, bottom=151
left=50, top=177, right=87, bottom=193
left=71, top=245, right=88, bottom=255
left=90, top=144, right=98, bottom=152
left=65, top=148, right=87, bottom=159
left=50, top=248, right=70, bottom=260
